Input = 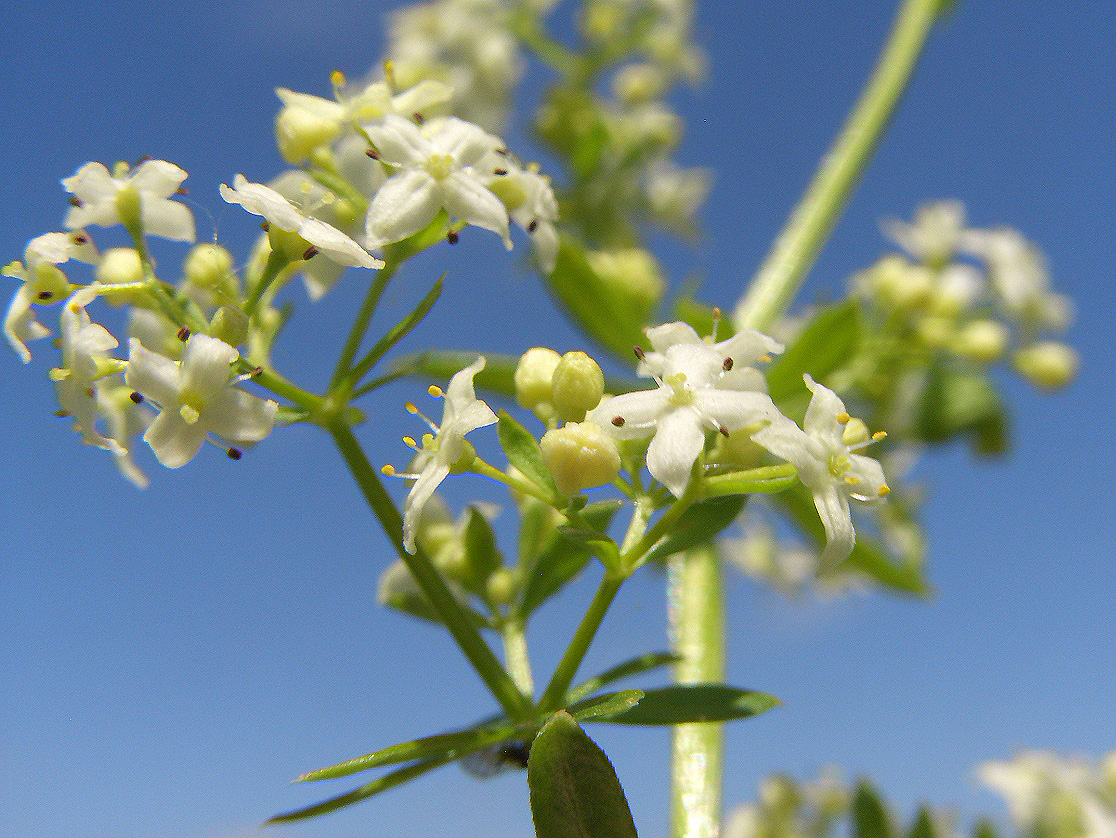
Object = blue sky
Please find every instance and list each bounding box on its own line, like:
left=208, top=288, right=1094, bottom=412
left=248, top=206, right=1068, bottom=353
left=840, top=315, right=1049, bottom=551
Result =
left=2, top=2, right=1114, bottom=836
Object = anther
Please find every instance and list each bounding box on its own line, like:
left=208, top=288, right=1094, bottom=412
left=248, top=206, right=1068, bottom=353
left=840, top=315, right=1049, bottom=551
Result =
left=412, top=112, right=425, bottom=125
left=177, top=327, right=190, bottom=342
left=447, top=231, right=459, bottom=245
left=176, top=187, right=188, bottom=196
left=428, top=385, right=443, bottom=399
left=527, top=220, right=538, bottom=233
left=836, top=413, right=850, bottom=425
left=496, top=148, right=508, bottom=156
left=719, top=425, right=730, bottom=437
left=402, top=436, right=418, bottom=449
left=227, top=448, right=242, bottom=460
left=611, top=416, right=625, bottom=427
left=878, top=486, right=890, bottom=498
left=133, top=155, right=152, bottom=167
left=37, top=291, right=53, bottom=300
left=260, top=222, right=270, bottom=233
left=722, top=357, right=733, bottom=372
left=70, top=197, right=83, bottom=208
left=381, top=464, right=396, bottom=477
left=248, top=366, right=264, bottom=379
left=302, top=246, right=319, bottom=261
left=872, top=431, right=887, bottom=442
left=633, top=346, right=645, bottom=361
left=366, top=149, right=380, bottom=160
left=73, top=234, right=88, bottom=244
left=405, top=403, right=418, bottom=415
left=129, top=392, right=144, bottom=404
left=55, top=410, right=70, bottom=419
left=493, top=168, right=507, bottom=176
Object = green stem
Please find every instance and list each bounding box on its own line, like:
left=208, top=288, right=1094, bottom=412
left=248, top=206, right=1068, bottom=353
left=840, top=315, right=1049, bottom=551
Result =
left=537, top=572, right=625, bottom=713
left=501, top=618, right=534, bottom=699
left=244, top=249, right=290, bottom=317
left=326, top=420, right=531, bottom=722
left=731, top=0, right=948, bottom=333
left=331, top=263, right=396, bottom=389
left=668, top=544, right=725, bottom=838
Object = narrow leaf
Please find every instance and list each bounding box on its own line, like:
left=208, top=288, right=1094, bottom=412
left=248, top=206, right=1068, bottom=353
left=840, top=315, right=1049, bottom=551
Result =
left=461, top=506, right=503, bottom=594
left=766, top=301, right=862, bottom=406
left=906, top=807, right=935, bottom=838
left=582, top=685, right=778, bottom=726
left=852, top=782, right=894, bottom=838
left=497, top=412, right=558, bottom=496
left=528, top=712, right=638, bottom=838
left=645, top=495, right=746, bottom=564
left=351, top=277, right=443, bottom=381
left=567, top=690, right=644, bottom=722
left=916, top=359, right=1008, bottom=458
left=566, top=652, right=680, bottom=704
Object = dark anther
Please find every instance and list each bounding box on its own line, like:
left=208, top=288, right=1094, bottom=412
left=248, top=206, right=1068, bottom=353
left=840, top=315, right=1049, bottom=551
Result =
left=37, top=291, right=53, bottom=300
left=365, top=149, right=380, bottom=160
left=493, top=168, right=507, bottom=176
left=612, top=416, right=625, bottom=427
left=73, top=234, right=88, bottom=244
left=633, top=346, right=645, bottom=361
left=719, top=425, right=730, bottom=437
left=85, top=387, right=94, bottom=399
left=70, top=197, right=83, bottom=208
left=248, top=366, right=264, bottom=379
left=176, top=187, right=188, bottom=196
left=227, top=448, right=243, bottom=461
left=55, top=410, right=71, bottom=419
left=176, top=327, right=190, bottom=342
left=302, top=246, right=319, bottom=261
left=447, top=231, right=459, bottom=245
left=412, top=112, right=425, bottom=125
left=130, top=392, right=144, bottom=404
left=722, top=357, right=733, bottom=371
left=133, top=155, right=152, bottom=167
left=527, top=219, right=538, bottom=233
left=260, top=222, right=270, bottom=232
left=496, top=147, right=508, bottom=156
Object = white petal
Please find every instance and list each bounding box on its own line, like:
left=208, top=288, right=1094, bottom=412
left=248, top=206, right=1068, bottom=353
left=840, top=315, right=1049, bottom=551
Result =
left=204, top=388, right=278, bottom=443
left=298, top=217, right=383, bottom=269
left=693, top=389, right=779, bottom=432
left=591, top=389, right=670, bottom=439
left=646, top=408, right=706, bottom=497
left=427, top=117, right=502, bottom=166
left=444, top=357, right=486, bottom=407
left=61, top=163, right=116, bottom=204
left=801, top=374, right=846, bottom=447
left=529, top=221, right=558, bottom=274
left=364, top=170, right=441, bottom=248
left=646, top=322, right=701, bottom=353
left=366, top=115, right=431, bottom=167
left=845, top=453, right=888, bottom=502
left=179, top=336, right=238, bottom=403
left=125, top=338, right=181, bottom=406
left=275, top=89, right=345, bottom=121
left=141, top=198, right=196, bottom=243
left=129, top=160, right=188, bottom=198
left=440, top=171, right=511, bottom=247
left=813, top=486, right=855, bottom=568
left=403, top=461, right=451, bottom=553
left=144, top=409, right=207, bottom=469
left=220, top=176, right=303, bottom=232
left=5, top=287, right=47, bottom=363
left=751, top=417, right=827, bottom=487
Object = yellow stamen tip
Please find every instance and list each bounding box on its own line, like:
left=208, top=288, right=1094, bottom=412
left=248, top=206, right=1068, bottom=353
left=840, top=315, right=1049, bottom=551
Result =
left=878, top=486, right=891, bottom=498
left=428, top=385, right=443, bottom=399
left=836, top=413, right=850, bottom=425
left=330, top=71, right=346, bottom=90
left=872, top=431, right=887, bottom=442
left=402, top=436, right=417, bottom=448
left=405, top=403, right=418, bottom=415
left=381, top=465, right=396, bottom=477
left=845, top=476, right=859, bottom=486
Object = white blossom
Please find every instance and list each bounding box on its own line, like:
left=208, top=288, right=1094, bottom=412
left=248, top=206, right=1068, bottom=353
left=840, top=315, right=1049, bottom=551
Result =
left=751, top=375, right=889, bottom=567
left=484, top=157, right=560, bottom=273
left=220, top=175, right=384, bottom=270
left=881, top=201, right=968, bottom=266
left=125, top=335, right=277, bottom=469
left=62, top=160, right=195, bottom=242
left=592, top=323, right=782, bottom=497
left=966, top=228, right=1072, bottom=332
left=363, top=115, right=511, bottom=251
left=392, top=357, right=497, bottom=553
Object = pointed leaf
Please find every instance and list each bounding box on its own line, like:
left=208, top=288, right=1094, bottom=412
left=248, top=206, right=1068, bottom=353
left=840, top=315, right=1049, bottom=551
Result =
left=906, top=807, right=936, bottom=838
left=566, top=652, right=680, bottom=704
left=567, top=690, right=644, bottom=722
left=971, top=819, right=999, bottom=838
left=528, top=712, right=638, bottom=838
left=766, top=301, right=862, bottom=406
left=852, top=782, right=894, bottom=838
left=645, top=495, right=747, bottom=564
left=351, top=277, right=443, bottom=381
left=497, top=411, right=558, bottom=496
left=916, top=359, right=1008, bottom=458
left=461, top=506, right=503, bottom=594
left=582, top=685, right=777, bottom=726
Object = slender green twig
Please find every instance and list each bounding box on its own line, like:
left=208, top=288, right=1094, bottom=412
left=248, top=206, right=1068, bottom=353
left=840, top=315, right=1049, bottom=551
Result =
left=331, top=263, right=396, bottom=389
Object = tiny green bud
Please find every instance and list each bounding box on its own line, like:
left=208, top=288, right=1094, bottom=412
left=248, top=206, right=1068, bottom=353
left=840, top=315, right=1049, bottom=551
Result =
left=1013, top=342, right=1078, bottom=391
left=539, top=421, right=621, bottom=497
left=267, top=226, right=310, bottom=263
left=184, top=244, right=234, bottom=292
left=952, top=319, right=1008, bottom=363
left=585, top=248, right=665, bottom=311
left=551, top=351, right=604, bottom=422
left=209, top=306, right=249, bottom=348
left=515, top=347, right=561, bottom=420
left=485, top=568, right=516, bottom=606
left=96, top=247, right=145, bottom=287
left=612, top=63, right=666, bottom=105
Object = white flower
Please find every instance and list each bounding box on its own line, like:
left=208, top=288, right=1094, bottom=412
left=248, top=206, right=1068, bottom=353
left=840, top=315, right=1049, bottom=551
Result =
left=363, top=115, right=511, bottom=250
left=966, top=228, right=1072, bottom=331
left=591, top=324, right=782, bottom=497
left=392, top=357, right=497, bottom=553
left=220, top=175, right=384, bottom=270
left=484, top=158, right=559, bottom=272
left=97, top=383, right=154, bottom=489
left=752, top=375, right=889, bottom=567
left=125, top=335, right=277, bottom=469
left=62, top=160, right=195, bottom=242
left=881, top=201, right=968, bottom=266
left=3, top=231, right=98, bottom=363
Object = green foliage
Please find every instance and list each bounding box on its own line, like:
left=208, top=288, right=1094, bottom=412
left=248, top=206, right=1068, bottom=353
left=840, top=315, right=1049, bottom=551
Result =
left=766, top=301, right=864, bottom=408
left=498, top=412, right=559, bottom=497
left=527, top=712, right=639, bottom=838
left=916, top=358, right=1008, bottom=458
left=564, top=652, right=680, bottom=704
left=852, top=782, right=895, bottom=838
left=644, top=495, right=747, bottom=565
left=582, top=684, right=778, bottom=726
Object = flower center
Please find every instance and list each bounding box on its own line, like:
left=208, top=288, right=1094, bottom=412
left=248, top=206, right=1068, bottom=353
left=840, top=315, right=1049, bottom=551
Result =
left=424, top=155, right=455, bottom=181
left=827, top=453, right=849, bottom=479
left=665, top=373, right=694, bottom=407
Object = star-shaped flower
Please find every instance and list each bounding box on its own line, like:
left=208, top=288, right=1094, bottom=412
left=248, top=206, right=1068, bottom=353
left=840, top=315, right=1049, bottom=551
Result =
left=62, top=160, right=196, bottom=242
left=363, top=115, right=511, bottom=250
left=388, top=357, right=497, bottom=553
left=220, top=175, right=384, bottom=270
left=125, top=335, right=277, bottom=469
left=751, top=375, right=889, bottom=567
left=591, top=323, right=782, bottom=497
left=484, top=157, right=559, bottom=272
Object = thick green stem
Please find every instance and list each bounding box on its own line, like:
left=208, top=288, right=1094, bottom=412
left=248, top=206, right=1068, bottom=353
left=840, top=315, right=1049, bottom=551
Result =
left=668, top=545, right=725, bottom=838
left=326, top=421, right=531, bottom=722
left=731, top=0, right=948, bottom=333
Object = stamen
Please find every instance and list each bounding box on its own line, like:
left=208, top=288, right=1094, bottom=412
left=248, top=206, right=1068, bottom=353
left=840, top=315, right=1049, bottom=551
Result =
left=366, top=149, right=380, bottom=160
left=493, top=168, right=507, bottom=176
left=872, top=431, right=887, bottom=442
left=260, top=222, right=270, bottom=232
left=330, top=70, right=346, bottom=91
left=722, top=357, right=733, bottom=372
left=37, top=291, right=53, bottom=300
left=130, top=392, right=144, bottom=404
left=403, top=436, right=418, bottom=449
left=428, top=385, right=443, bottom=399
left=836, top=413, right=850, bottom=425
left=72, top=234, right=88, bottom=244
left=412, top=112, right=425, bottom=125
left=710, top=307, right=721, bottom=342
left=302, top=246, right=319, bottom=261
left=527, top=220, right=538, bottom=233
left=227, top=448, right=242, bottom=460
left=719, top=425, right=730, bottom=437
left=447, top=231, right=459, bottom=245
left=176, top=187, right=188, bottom=196
left=633, top=346, right=645, bottom=361
left=845, top=476, right=860, bottom=486
left=612, top=416, right=625, bottom=427
left=381, top=464, right=397, bottom=477
left=177, top=327, right=190, bottom=342
left=877, top=486, right=890, bottom=498
left=70, top=197, right=83, bottom=208
left=55, top=410, right=70, bottom=419
left=405, top=403, right=418, bottom=415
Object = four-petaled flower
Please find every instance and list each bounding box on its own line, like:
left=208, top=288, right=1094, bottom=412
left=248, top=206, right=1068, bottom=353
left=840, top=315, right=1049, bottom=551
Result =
left=125, top=335, right=278, bottom=469
left=62, top=160, right=196, bottom=242
left=393, top=357, right=497, bottom=554
left=751, top=375, right=889, bottom=567
left=364, top=115, right=512, bottom=251
left=220, top=175, right=384, bottom=269
left=591, top=323, right=782, bottom=497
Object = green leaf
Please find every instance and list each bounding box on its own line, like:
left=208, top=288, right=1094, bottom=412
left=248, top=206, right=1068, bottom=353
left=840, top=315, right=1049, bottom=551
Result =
left=497, top=411, right=558, bottom=496
left=528, top=712, right=638, bottom=838
left=295, top=723, right=517, bottom=783
left=389, top=351, right=521, bottom=399
left=461, top=506, right=503, bottom=594
left=766, top=301, right=862, bottom=407
left=916, top=359, right=1008, bottom=458
left=567, top=690, right=645, bottom=722
left=268, top=756, right=449, bottom=824
left=518, top=501, right=619, bottom=618
left=645, top=495, right=746, bottom=564
left=566, top=652, right=680, bottom=704
left=775, top=485, right=930, bottom=599
left=582, top=685, right=778, bottom=726
left=852, top=782, right=893, bottom=838
left=350, top=277, right=443, bottom=382
left=906, top=807, right=935, bottom=838
left=971, top=818, right=1000, bottom=838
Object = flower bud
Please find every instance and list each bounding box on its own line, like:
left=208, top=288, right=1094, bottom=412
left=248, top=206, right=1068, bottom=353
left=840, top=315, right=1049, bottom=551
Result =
left=274, top=105, right=341, bottom=165
left=184, top=244, right=234, bottom=292
left=209, top=306, right=249, bottom=348
left=951, top=319, right=1008, bottom=363
left=114, top=185, right=143, bottom=236
left=540, top=421, right=620, bottom=497
left=514, top=347, right=561, bottom=420
left=485, top=568, right=516, bottom=606
left=95, top=247, right=146, bottom=307
left=585, top=248, right=665, bottom=312
left=551, top=351, right=604, bottom=422
left=1012, top=342, right=1078, bottom=391
left=612, top=63, right=666, bottom=105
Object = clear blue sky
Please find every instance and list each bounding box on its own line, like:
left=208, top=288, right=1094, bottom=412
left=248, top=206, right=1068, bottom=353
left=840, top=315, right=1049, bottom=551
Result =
left=2, top=2, right=1114, bottom=836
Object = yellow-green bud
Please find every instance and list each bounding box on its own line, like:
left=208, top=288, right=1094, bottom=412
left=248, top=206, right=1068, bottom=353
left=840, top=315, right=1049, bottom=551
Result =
left=485, top=568, right=516, bottom=606
left=841, top=417, right=871, bottom=447
left=915, top=314, right=954, bottom=350
left=952, top=319, right=1008, bottom=363
left=539, top=422, right=621, bottom=497
left=585, top=248, right=665, bottom=311
left=274, top=106, right=341, bottom=165
left=1013, top=342, right=1078, bottom=391
left=94, top=248, right=146, bottom=307
left=514, top=347, right=561, bottom=420
left=267, top=226, right=311, bottom=263
left=114, top=185, right=143, bottom=235
left=20, top=262, right=72, bottom=306
left=551, top=351, right=604, bottom=422
left=612, top=63, right=666, bottom=105
left=861, top=256, right=932, bottom=309
left=209, top=306, right=249, bottom=348
left=184, top=244, right=234, bottom=292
